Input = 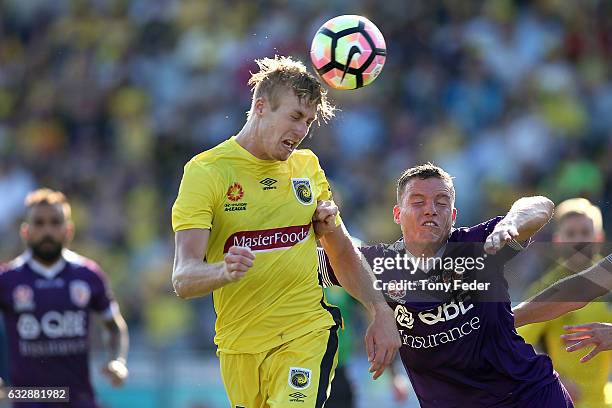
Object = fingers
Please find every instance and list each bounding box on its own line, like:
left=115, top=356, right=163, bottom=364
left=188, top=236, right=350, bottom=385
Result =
left=365, top=331, right=375, bottom=363
left=580, top=345, right=602, bottom=363
left=313, top=200, right=337, bottom=223
left=370, top=348, right=388, bottom=380
left=566, top=337, right=596, bottom=352
left=484, top=226, right=517, bottom=254
left=564, top=323, right=597, bottom=332
left=561, top=331, right=592, bottom=343
left=224, top=246, right=255, bottom=281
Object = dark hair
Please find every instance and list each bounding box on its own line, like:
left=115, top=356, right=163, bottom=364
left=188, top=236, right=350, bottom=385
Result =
left=396, top=163, right=455, bottom=203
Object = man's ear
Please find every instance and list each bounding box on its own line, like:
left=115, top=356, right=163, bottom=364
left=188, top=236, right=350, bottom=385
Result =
left=393, top=205, right=401, bottom=225
left=253, top=97, right=265, bottom=116
left=65, top=221, right=75, bottom=244
left=451, top=207, right=458, bottom=225
left=20, top=222, right=28, bottom=242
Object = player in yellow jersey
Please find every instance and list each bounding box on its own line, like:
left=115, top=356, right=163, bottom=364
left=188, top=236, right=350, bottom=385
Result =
left=518, top=198, right=611, bottom=408
left=171, top=55, right=400, bottom=408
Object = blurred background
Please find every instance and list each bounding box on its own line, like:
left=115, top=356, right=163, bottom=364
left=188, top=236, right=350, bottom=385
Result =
left=0, top=0, right=610, bottom=406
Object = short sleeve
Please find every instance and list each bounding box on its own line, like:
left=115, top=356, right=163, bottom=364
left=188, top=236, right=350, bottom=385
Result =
left=172, top=160, right=222, bottom=232
left=87, top=264, right=113, bottom=314
left=317, top=247, right=339, bottom=287
left=311, top=153, right=341, bottom=227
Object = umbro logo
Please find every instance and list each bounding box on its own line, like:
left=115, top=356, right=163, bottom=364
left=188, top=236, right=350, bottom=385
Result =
left=289, top=391, right=307, bottom=403
left=260, top=178, right=277, bottom=190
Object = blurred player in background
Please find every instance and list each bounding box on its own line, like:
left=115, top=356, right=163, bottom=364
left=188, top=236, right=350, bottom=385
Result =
left=171, top=55, right=399, bottom=408
left=518, top=198, right=611, bottom=407
left=514, top=254, right=612, bottom=362
left=317, top=163, right=574, bottom=407
left=0, top=188, right=129, bottom=407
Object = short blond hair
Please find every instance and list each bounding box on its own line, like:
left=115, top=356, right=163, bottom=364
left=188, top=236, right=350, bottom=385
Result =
left=554, top=198, right=602, bottom=233
left=248, top=55, right=336, bottom=123
left=24, top=188, right=72, bottom=220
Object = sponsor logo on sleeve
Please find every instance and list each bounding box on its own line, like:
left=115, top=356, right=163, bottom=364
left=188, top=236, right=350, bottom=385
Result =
left=288, top=367, right=311, bottom=390
left=291, top=178, right=314, bottom=205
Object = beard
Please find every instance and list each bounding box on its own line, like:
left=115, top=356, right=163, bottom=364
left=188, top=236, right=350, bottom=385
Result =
left=29, top=237, right=63, bottom=263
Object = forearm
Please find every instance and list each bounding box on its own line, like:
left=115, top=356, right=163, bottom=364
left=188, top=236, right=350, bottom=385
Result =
left=172, top=259, right=228, bottom=299
left=513, top=299, right=586, bottom=328
left=320, top=226, right=387, bottom=315
left=504, top=196, right=554, bottom=241
left=106, top=314, right=129, bottom=362
left=513, top=262, right=610, bottom=327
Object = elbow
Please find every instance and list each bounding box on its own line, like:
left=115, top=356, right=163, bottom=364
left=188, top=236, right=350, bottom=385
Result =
left=541, top=196, right=555, bottom=221
left=172, top=271, right=190, bottom=299
left=530, top=196, right=555, bottom=228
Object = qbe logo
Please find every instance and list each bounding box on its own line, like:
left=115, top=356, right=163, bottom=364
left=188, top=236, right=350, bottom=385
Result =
left=17, top=310, right=86, bottom=340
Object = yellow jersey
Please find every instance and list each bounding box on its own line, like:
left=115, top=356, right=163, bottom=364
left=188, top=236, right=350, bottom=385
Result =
left=172, top=136, right=341, bottom=354
left=519, top=264, right=612, bottom=408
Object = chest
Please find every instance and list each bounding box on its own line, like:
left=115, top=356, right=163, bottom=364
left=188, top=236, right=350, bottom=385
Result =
left=6, top=276, right=93, bottom=315
left=215, top=168, right=319, bottom=229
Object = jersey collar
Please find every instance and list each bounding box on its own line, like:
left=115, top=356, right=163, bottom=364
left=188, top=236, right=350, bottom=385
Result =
left=23, top=250, right=67, bottom=279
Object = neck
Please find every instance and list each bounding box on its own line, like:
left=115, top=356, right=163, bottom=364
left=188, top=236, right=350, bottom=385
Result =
left=32, top=255, right=62, bottom=267
left=235, top=120, right=268, bottom=160
left=404, top=241, right=443, bottom=259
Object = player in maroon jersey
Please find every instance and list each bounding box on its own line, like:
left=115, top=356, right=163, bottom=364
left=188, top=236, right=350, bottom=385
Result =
left=0, top=189, right=129, bottom=408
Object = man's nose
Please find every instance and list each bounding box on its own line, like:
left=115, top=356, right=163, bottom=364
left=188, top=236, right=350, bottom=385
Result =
left=423, top=201, right=437, bottom=215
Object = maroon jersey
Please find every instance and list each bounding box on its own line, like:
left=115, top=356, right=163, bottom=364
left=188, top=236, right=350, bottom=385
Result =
left=0, top=250, right=113, bottom=407
left=319, top=217, right=572, bottom=408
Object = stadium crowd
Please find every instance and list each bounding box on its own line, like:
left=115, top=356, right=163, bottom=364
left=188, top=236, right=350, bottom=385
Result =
left=0, top=0, right=610, bottom=359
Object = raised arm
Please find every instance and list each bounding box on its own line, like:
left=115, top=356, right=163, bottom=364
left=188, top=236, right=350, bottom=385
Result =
left=485, top=196, right=554, bottom=254
left=172, top=229, right=254, bottom=299
left=513, top=255, right=612, bottom=327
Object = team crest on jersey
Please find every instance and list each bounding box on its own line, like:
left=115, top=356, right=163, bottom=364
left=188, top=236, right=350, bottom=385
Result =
left=69, top=280, right=91, bottom=308
left=291, top=178, right=314, bottom=205
left=288, top=367, right=311, bottom=390
left=387, top=280, right=406, bottom=303
left=13, top=285, right=34, bottom=311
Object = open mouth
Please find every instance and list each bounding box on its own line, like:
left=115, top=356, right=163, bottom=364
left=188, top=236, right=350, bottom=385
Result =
left=421, top=221, right=438, bottom=227
left=282, top=140, right=296, bottom=151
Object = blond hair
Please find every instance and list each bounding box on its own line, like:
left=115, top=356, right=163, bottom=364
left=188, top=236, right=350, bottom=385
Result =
left=554, top=197, right=602, bottom=233
left=248, top=55, right=336, bottom=123
left=24, top=188, right=72, bottom=220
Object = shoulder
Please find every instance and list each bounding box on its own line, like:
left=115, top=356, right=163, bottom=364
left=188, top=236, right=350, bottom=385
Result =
left=186, top=145, right=230, bottom=173
left=450, top=216, right=504, bottom=242
left=63, top=250, right=108, bottom=284
left=359, top=241, right=399, bottom=261
left=290, top=149, right=321, bottom=168
left=0, top=254, right=28, bottom=278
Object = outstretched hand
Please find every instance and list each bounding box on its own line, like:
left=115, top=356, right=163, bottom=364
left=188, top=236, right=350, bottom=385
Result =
left=561, top=322, right=612, bottom=363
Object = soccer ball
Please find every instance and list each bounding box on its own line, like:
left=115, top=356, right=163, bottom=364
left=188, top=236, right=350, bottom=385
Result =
left=310, top=15, right=386, bottom=90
